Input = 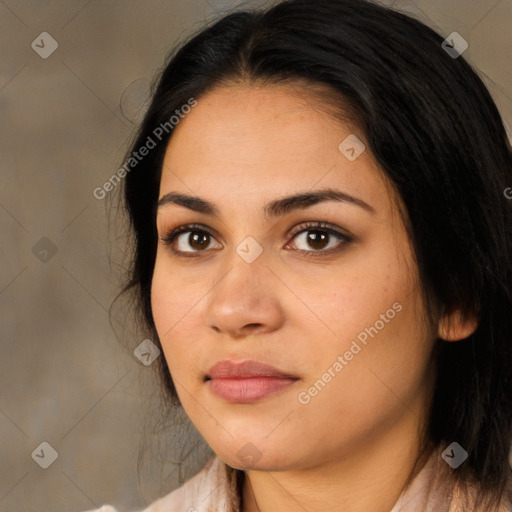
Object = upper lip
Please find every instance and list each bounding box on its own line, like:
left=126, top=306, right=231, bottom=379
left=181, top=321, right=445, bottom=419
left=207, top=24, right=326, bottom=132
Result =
left=205, top=360, right=299, bottom=380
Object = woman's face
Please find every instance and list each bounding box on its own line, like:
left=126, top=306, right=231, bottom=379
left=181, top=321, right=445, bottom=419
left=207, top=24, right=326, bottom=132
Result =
left=151, top=84, right=437, bottom=471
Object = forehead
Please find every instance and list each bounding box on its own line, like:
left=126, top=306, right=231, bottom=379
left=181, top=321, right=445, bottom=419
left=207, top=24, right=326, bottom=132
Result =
left=159, top=84, right=394, bottom=217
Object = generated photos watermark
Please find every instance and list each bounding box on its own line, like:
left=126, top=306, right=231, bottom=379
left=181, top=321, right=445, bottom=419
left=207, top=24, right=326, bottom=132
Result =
left=93, top=97, right=198, bottom=200
left=297, top=301, right=403, bottom=405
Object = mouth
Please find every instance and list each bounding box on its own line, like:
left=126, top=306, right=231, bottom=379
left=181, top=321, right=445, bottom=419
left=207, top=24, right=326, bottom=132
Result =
left=205, top=359, right=300, bottom=403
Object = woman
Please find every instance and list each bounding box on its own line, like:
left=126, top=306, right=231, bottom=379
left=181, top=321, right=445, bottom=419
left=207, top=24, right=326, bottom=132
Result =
left=95, top=0, right=512, bottom=510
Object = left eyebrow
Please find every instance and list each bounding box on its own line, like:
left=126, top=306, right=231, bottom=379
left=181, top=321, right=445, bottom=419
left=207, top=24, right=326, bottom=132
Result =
left=157, top=187, right=376, bottom=217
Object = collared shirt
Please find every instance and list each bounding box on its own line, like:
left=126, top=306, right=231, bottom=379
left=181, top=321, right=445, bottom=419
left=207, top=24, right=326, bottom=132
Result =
left=88, top=447, right=512, bottom=512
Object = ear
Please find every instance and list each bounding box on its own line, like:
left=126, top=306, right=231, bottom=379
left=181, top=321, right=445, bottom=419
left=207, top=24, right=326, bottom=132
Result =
left=437, top=307, right=479, bottom=342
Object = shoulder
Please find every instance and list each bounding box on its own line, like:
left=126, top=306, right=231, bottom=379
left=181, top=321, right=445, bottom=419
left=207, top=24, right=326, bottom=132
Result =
left=80, top=455, right=239, bottom=512
left=142, top=454, right=237, bottom=512
left=81, top=507, right=120, bottom=512
left=390, top=446, right=512, bottom=512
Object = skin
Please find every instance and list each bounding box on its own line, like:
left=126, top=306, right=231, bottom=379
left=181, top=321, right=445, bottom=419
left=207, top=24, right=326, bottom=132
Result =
left=151, top=83, right=478, bottom=512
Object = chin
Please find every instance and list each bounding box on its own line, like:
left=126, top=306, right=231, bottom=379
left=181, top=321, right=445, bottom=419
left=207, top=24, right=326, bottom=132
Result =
left=214, top=441, right=303, bottom=472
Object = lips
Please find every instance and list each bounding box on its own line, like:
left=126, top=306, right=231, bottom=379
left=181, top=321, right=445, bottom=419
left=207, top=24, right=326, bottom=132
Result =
left=205, top=360, right=300, bottom=403
left=205, top=359, right=298, bottom=380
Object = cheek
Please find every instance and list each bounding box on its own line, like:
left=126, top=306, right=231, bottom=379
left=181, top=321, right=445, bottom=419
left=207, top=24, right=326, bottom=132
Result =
left=293, top=250, right=431, bottom=406
left=293, top=295, right=432, bottom=448
left=151, top=262, right=174, bottom=336
left=150, top=258, right=198, bottom=366
left=292, top=258, right=409, bottom=352
left=151, top=256, right=200, bottom=331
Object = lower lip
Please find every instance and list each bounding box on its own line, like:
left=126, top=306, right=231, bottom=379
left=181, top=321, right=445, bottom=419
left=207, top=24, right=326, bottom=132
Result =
left=207, top=377, right=298, bottom=403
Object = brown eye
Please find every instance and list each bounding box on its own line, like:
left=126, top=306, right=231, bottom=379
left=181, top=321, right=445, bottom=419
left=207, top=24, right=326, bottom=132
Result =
left=186, top=231, right=211, bottom=251
left=160, top=221, right=351, bottom=258
left=304, top=231, right=330, bottom=250
left=287, top=222, right=352, bottom=255
left=159, top=224, right=222, bottom=256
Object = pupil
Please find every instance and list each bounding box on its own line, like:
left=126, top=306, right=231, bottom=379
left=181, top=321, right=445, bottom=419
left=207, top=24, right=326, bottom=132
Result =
left=308, top=231, right=328, bottom=250
left=190, top=231, right=209, bottom=250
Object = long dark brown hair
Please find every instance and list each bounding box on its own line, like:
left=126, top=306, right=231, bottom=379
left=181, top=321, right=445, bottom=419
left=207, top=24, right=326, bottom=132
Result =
left=112, top=0, right=512, bottom=509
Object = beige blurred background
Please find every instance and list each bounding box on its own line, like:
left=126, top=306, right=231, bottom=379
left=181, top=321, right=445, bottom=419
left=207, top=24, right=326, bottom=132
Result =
left=0, top=0, right=511, bottom=511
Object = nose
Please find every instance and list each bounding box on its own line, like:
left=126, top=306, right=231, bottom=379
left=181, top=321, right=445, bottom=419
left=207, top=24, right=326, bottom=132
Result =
left=205, top=253, right=285, bottom=340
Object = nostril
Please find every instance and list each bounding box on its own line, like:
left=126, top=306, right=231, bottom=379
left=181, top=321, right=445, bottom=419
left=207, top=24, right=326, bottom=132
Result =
left=246, top=323, right=264, bottom=330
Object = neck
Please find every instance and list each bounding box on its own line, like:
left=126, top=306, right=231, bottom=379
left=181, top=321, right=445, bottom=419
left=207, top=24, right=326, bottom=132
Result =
left=241, top=400, right=433, bottom=512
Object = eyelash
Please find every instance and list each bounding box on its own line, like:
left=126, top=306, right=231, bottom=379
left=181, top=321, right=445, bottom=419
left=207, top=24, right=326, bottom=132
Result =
left=159, top=221, right=352, bottom=259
